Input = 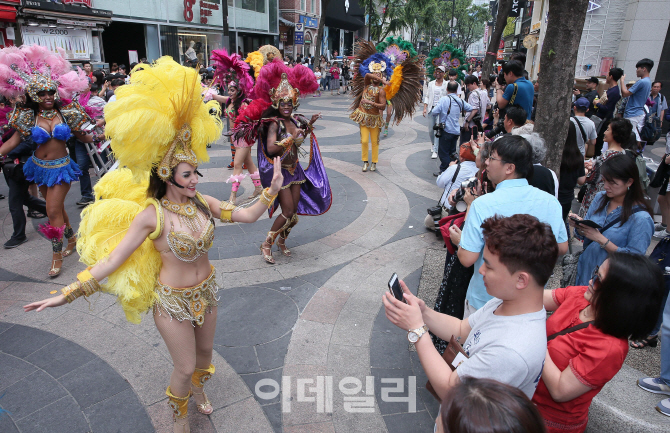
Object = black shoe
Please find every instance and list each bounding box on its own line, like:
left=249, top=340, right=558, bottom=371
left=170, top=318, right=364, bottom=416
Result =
left=27, top=209, right=46, bottom=219
left=433, top=172, right=442, bottom=177
left=4, top=237, right=28, bottom=249
left=76, top=197, right=95, bottom=206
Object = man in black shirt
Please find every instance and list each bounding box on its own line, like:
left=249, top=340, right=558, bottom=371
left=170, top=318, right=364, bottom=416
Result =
left=574, top=77, right=599, bottom=118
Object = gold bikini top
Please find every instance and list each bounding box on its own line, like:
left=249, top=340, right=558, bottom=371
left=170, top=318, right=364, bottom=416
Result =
left=147, top=193, right=215, bottom=263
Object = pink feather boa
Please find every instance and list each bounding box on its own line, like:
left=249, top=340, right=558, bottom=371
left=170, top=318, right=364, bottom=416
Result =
left=210, top=48, right=254, bottom=96
left=252, top=59, right=318, bottom=102
left=39, top=223, right=65, bottom=241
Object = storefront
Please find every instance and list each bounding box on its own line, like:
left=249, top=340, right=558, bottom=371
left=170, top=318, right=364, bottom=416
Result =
left=322, top=0, right=364, bottom=57
left=228, top=0, right=278, bottom=56
left=299, top=15, right=316, bottom=57
left=93, top=0, right=226, bottom=67
left=17, top=0, right=111, bottom=67
left=0, top=0, right=19, bottom=49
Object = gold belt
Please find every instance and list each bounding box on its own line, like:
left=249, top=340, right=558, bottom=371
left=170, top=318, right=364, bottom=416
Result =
left=154, top=266, right=219, bottom=327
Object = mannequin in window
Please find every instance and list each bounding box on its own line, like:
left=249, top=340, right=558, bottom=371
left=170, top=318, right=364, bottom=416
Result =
left=184, top=41, right=197, bottom=63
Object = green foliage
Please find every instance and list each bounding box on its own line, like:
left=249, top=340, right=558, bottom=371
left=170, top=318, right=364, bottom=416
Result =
left=425, top=43, right=467, bottom=80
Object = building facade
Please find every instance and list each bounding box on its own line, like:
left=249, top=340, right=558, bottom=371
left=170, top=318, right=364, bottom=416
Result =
left=279, top=0, right=319, bottom=58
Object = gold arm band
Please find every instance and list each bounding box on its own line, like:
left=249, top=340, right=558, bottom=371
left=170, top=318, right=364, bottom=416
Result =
left=61, top=269, right=102, bottom=303
left=277, top=136, right=294, bottom=150
left=260, top=188, right=278, bottom=208
left=219, top=200, right=238, bottom=223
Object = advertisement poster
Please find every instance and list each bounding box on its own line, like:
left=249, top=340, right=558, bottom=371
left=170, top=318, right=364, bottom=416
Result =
left=21, top=26, right=89, bottom=60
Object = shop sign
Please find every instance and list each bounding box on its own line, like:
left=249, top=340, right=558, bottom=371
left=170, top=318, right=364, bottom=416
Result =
left=280, top=32, right=288, bottom=42
left=57, top=18, right=97, bottom=27
left=21, top=25, right=89, bottom=60
left=285, top=45, right=293, bottom=55
left=499, top=39, right=504, bottom=49
left=184, top=0, right=220, bottom=24
left=23, top=0, right=112, bottom=18
left=504, top=40, right=513, bottom=48
left=509, top=0, right=524, bottom=17
left=294, top=22, right=304, bottom=45
left=299, top=15, right=318, bottom=29
left=531, top=22, right=541, bottom=32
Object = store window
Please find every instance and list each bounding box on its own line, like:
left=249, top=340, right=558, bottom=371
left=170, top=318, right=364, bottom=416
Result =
left=311, top=0, right=315, bottom=13
left=178, top=32, right=223, bottom=67
left=269, top=0, right=277, bottom=33
left=236, top=0, right=265, bottom=12
left=300, top=0, right=305, bottom=11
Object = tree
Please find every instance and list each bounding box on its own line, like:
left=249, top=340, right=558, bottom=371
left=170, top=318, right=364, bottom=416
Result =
left=481, top=0, right=512, bottom=77
left=450, top=2, right=489, bottom=54
left=535, top=0, right=591, bottom=175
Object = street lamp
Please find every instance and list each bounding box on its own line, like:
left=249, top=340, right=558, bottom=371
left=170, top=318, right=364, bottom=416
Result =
left=448, top=0, right=456, bottom=43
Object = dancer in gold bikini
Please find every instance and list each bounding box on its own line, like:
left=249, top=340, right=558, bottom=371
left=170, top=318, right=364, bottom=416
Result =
left=23, top=58, right=284, bottom=433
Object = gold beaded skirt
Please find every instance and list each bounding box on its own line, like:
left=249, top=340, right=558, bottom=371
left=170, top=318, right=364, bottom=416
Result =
left=154, top=265, right=219, bottom=327
left=349, top=108, right=384, bottom=128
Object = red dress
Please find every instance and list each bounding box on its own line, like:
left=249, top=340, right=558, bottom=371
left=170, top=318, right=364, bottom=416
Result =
left=532, top=286, right=628, bottom=433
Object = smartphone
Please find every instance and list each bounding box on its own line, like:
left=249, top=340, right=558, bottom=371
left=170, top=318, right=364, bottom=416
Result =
left=388, top=273, right=406, bottom=303
left=472, top=126, right=478, bottom=140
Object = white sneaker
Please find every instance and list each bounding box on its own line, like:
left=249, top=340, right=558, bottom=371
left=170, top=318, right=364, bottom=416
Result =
left=431, top=152, right=438, bottom=159
left=655, top=223, right=667, bottom=231
left=653, top=229, right=670, bottom=240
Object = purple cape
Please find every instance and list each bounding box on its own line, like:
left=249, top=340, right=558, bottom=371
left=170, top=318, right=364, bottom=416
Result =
left=257, top=130, right=332, bottom=218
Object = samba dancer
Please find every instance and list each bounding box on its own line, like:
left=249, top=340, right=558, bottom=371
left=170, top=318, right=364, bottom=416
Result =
left=232, top=59, right=331, bottom=264
left=24, top=58, right=284, bottom=433
left=0, top=45, right=93, bottom=277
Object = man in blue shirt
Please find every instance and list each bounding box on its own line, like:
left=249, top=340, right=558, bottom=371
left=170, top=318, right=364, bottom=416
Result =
left=496, top=60, right=534, bottom=120
left=456, top=135, right=569, bottom=316
left=620, top=58, right=654, bottom=143
left=431, top=82, right=473, bottom=175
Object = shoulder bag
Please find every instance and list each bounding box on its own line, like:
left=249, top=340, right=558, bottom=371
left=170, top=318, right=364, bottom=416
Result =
left=548, top=320, right=594, bottom=341
left=425, top=335, right=468, bottom=403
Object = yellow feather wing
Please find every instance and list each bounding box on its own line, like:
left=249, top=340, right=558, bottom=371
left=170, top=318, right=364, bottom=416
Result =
left=246, top=51, right=264, bottom=78
left=77, top=169, right=161, bottom=324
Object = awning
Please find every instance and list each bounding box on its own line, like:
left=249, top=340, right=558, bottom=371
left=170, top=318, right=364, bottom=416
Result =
left=0, top=5, right=15, bottom=22
left=324, top=0, right=365, bottom=31
left=22, top=8, right=111, bottom=24
left=279, top=17, right=295, bottom=27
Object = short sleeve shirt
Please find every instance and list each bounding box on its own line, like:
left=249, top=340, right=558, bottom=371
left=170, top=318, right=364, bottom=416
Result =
left=532, top=286, right=628, bottom=429
left=457, top=298, right=547, bottom=399
left=624, top=77, right=651, bottom=118
left=460, top=179, right=568, bottom=309
left=502, top=77, right=534, bottom=119
left=570, top=116, right=597, bottom=155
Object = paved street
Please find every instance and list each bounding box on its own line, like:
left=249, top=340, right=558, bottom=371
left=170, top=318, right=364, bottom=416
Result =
left=0, top=94, right=445, bottom=433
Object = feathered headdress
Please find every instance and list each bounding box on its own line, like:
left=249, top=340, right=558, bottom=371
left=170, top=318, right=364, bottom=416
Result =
left=210, top=48, right=254, bottom=96
left=426, top=43, right=467, bottom=81
left=350, top=40, right=423, bottom=124
left=252, top=59, right=318, bottom=109
left=376, top=36, right=418, bottom=66
left=0, top=45, right=88, bottom=101
left=245, top=45, right=281, bottom=78
left=104, top=57, right=222, bottom=183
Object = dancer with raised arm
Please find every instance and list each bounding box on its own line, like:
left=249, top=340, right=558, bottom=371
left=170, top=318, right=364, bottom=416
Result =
left=0, top=45, right=93, bottom=276
left=23, top=58, right=284, bottom=433
left=232, top=59, right=331, bottom=264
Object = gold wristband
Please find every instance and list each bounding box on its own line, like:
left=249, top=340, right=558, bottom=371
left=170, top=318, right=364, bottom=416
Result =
left=277, top=136, right=294, bottom=150
left=260, top=188, right=278, bottom=208
left=61, top=269, right=102, bottom=303
left=219, top=200, right=238, bottom=223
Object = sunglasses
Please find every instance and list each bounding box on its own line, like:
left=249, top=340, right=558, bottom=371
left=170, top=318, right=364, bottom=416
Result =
left=591, top=265, right=601, bottom=290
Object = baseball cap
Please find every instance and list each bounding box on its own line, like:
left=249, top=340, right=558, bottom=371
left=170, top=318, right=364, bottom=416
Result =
left=587, top=77, right=599, bottom=84
left=436, top=65, right=446, bottom=72
left=574, top=97, right=590, bottom=109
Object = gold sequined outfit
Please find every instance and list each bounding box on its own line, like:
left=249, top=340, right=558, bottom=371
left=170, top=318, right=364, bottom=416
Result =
left=154, top=265, right=219, bottom=327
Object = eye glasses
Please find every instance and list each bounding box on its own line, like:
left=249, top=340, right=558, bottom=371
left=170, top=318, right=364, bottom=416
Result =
left=487, top=155, right=504, bottom=163
left=591, top=265, right=601, bottom=290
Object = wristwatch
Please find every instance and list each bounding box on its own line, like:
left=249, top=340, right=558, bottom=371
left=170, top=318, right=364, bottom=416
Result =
left=407, top=324, right=429, bottom=343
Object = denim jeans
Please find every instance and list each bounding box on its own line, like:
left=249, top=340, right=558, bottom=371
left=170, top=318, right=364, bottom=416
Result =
left=437, top=132, right=459, bottom=173
left=74, top=139, right=94, bottom=199
left=662, top=290, right=670, bottom=383
left=651, top=280, right=670, bottom=336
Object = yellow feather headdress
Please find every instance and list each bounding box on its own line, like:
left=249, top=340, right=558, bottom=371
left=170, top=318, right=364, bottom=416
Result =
left=104, top=57, right=222, bottom=183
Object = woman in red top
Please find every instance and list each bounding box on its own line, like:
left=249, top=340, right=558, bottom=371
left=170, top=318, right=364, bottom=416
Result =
left=330, top=64, right=341, bottom=96
left=532, top=252, right=663, bottom=432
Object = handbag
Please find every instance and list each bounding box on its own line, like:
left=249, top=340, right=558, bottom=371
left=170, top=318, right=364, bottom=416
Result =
left=439, top=212, right=466, bottom=254
left=425, top=335, right=469, bottom=402
left=1, top=158, right=26, bottom=182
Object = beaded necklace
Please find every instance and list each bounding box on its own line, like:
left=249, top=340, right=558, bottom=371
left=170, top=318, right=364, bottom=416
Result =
left=160, top=197, right=203, bottom=233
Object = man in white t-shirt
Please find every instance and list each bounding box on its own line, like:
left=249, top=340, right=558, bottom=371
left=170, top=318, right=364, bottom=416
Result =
left=423, top=65, right=449, bottom=159
left=447, top=68, right=464, bottom=99
left=383, top=214, right=555, bottom=399
left=571, top=98, right=597, bottom=156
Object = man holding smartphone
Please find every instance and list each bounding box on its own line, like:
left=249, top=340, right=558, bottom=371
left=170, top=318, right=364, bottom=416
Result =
left=383, top=214, right=556, bottom=400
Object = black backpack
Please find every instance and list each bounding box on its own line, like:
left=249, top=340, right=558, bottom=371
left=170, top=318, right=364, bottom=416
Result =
left=640, top=105, right=662, bottom=142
